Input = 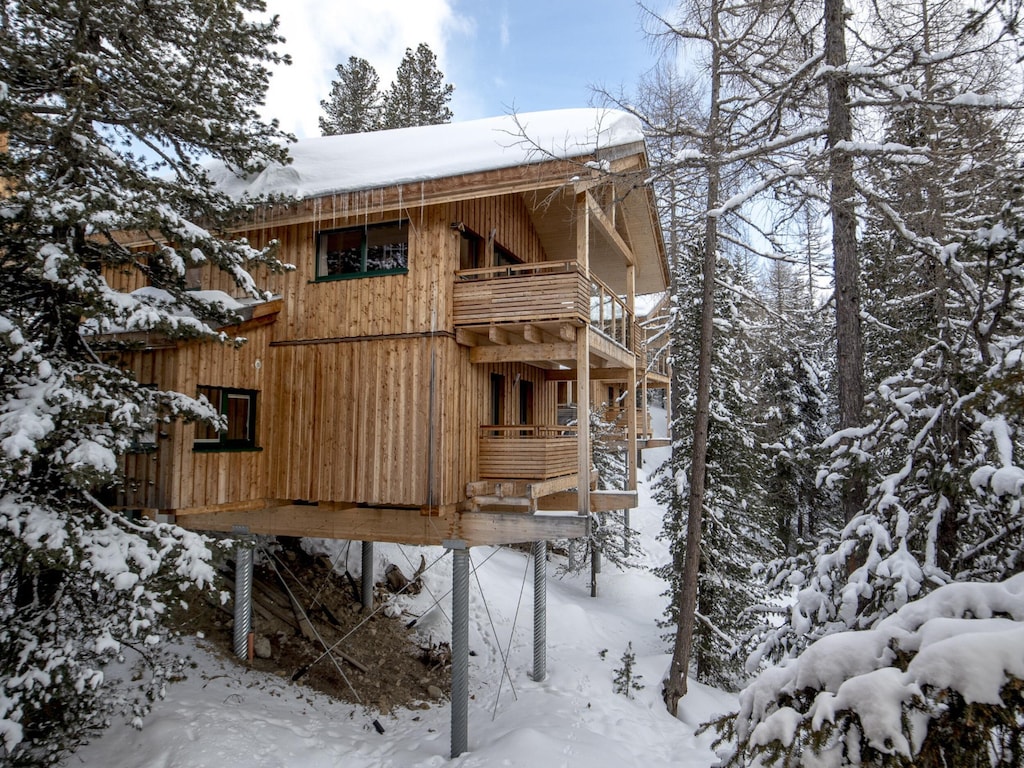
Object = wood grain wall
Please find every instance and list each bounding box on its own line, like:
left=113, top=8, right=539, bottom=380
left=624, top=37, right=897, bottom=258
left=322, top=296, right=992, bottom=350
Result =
left=115, top=190, right=565, bottom=512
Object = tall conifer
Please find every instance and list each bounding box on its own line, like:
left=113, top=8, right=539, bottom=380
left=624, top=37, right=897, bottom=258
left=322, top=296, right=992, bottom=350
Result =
left=380, top=43, right=454, bottom=129
left=320, top=56, right=382, bottom=135
left=0, top=0, right=291, bottom=762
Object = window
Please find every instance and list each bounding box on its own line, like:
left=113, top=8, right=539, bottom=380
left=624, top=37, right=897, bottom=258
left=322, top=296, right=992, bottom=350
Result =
left=194, top=385, right=258, bottom=450
left=316, top=220, right=409, bottom=280
left=490, top=373, right=505, bottom=426
left=519, top=380, right=534, bottom=425
left=129, top=385, right=158, bottom=453
left=494, top=243, right=521, bottom=267
left=459, top=229, right=483, bottom=271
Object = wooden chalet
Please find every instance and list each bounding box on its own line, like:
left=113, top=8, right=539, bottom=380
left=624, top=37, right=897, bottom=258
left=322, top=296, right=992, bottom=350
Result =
left=109, top=109, right=669, bottom=549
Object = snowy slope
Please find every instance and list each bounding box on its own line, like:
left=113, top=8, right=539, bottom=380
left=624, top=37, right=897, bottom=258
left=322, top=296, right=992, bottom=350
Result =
left=74, top=411, right=732, bottom=767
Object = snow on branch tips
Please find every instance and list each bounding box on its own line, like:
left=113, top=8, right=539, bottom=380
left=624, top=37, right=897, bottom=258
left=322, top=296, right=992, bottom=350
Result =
left=708, top=574, right=1024, bottom=767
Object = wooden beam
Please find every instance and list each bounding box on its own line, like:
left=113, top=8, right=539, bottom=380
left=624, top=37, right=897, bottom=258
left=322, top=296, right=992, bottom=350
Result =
left=469, top=342, right=575, bottom=364
left=488, top=326, right=511, bottom=345
left=576, top=191, right=591, bottom=519
left=559, top=323, right=578, bottom=342
left=177, top=504, right=589, bottom=546
left=178, top=505, right=451, bottom=544
left=525, top=473, right=581, bottom=498
left=643, top=438, right=671, bottom=449
left=544, top=367, right=634, bottom=382
left=536, top=490, right=639, bottom=512
left=587, top=191, right=634, bottom=267
left=469, top=496, right=536, bottom=512
left=523, top=324, right=544, bottom=344
left=458, top=512, right=589, bottom=545
left=455, top=328, right=482, bottom=347
left=626, top=262, right=638, bottom=492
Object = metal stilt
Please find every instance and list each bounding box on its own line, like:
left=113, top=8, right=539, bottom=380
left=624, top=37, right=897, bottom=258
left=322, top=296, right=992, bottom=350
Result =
left=532, top=540, right=547, bottom=682
left=361, top=541, right=374, bottom=613
left=449, top=541, right=469, bottom=759
left=233, top=542, right=254, bottom=660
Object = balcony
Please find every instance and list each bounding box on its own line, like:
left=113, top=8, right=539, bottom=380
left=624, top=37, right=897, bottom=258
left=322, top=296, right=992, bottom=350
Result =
left=454, top=260, right=589, bottom=326
left=478, top=424, right=577, bottom=480
left=454, top=261, right=636, bottom=367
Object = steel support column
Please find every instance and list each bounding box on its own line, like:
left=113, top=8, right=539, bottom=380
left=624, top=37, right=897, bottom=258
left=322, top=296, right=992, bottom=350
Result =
left=361, top=541, right=374, bottom=613
left=532, top=540, right=547, bottom=682
left=448, top=541, right=470, bottom=759
left=233, top=542, right=254, bottom=660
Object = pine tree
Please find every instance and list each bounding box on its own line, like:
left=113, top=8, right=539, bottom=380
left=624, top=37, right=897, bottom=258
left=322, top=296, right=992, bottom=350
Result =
left=380, top=43, right=454, bottom=129
left=612, top=642, right=645, bottom=699
left=319, top=56, right=382, bottom=135
left=0, top=0, right=290, bottom=762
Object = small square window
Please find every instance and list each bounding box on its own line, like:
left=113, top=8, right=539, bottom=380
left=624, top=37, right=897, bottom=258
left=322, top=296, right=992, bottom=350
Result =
left=194, top=386, right=258, bottom=450
left=316, top=221, right=409, bottom=280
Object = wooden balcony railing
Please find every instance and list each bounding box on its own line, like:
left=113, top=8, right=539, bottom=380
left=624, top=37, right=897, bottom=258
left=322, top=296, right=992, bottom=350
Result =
left=454, top=260, right=635, bottom=352
left=454, top=260, right=588, bottom=326
left=478, top=424, right=578, bottom=480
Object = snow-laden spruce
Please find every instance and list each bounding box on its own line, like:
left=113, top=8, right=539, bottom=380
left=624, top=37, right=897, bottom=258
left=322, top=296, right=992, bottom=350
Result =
left=0, top=0, right=291, bottom=763
left=711, top=573, right=1024, bottom=766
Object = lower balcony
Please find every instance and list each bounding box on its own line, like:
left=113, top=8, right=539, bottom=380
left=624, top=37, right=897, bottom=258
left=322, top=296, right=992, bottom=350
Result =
left=478, top=425, right=577, bottom=480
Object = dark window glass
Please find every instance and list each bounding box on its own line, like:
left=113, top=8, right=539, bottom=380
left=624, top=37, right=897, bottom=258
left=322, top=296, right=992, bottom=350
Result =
left=317, top=221, right=408, bottom=279
left=194, top=386, right=258, bottom=450
left=495, top=244, right=521, bottom=267
left=459, top=230, right=483, bottom=271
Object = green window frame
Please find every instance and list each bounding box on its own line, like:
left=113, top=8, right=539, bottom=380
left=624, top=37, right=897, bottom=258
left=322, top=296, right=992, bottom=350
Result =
left=316, top=220, right=409, bottom=280
left=194, top=386, right=259, bottom=451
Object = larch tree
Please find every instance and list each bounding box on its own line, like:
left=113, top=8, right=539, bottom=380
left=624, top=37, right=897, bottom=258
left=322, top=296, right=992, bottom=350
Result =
left=0, top=0, right=291, bottom=763
left=319, top=56, right=383, bottom=135
left=634, top=0, right=822, bottom=713
left=379, top=43, right=454, bottom=130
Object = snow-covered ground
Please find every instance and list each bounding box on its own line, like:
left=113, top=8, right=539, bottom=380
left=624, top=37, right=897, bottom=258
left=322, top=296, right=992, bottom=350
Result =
left=75, top=410, right=734, bottom=767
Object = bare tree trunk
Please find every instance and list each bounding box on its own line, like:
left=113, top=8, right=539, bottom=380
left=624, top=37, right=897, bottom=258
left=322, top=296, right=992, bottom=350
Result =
left=663, top=0, right=721, bottom=717
left=825, top=0, right=864, bottom=524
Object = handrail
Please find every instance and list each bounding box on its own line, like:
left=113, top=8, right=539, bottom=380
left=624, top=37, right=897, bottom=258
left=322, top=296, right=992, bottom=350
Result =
left=456, top=260, right=577, bottom=280
left=454, top=259, right=635, bottom=352
left=480, top=424, right=577, bottom=438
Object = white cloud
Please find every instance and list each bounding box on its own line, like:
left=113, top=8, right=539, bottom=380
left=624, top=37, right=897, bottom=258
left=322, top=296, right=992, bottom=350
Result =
left=263, top=0, right=462, bottom=138
left=499, top=8, right=510, bottom=49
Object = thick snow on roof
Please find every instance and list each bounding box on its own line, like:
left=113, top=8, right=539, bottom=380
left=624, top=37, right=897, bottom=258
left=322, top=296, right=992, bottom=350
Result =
left=209, top=108, right=644, bottom=201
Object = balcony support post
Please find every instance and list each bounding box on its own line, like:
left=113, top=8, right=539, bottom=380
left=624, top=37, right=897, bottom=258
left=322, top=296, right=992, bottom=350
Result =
left=626, top=263, right=638, bottom=493
left=576, top=192, right=591, bottom=518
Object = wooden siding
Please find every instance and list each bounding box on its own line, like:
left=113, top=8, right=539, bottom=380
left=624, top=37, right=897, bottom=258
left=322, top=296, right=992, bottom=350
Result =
left=114, top=189, right=591, bottom=515
left=112, top=319, right=273, bottom=511
left=265, top=338, right=437, bottom=506
left=450, top=195, right=548, bottom=264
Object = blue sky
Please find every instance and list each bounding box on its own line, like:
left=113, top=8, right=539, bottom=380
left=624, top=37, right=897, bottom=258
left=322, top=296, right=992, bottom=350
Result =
left=262, top=0, right=667, bottom=138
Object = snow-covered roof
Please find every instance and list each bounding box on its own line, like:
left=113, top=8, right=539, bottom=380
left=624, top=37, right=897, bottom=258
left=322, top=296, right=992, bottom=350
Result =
left=209, top=108, right=645, bottom=201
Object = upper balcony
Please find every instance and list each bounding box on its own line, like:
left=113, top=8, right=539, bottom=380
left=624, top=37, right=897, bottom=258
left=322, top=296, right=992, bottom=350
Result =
left=453, top=260, right=636, bottom=368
